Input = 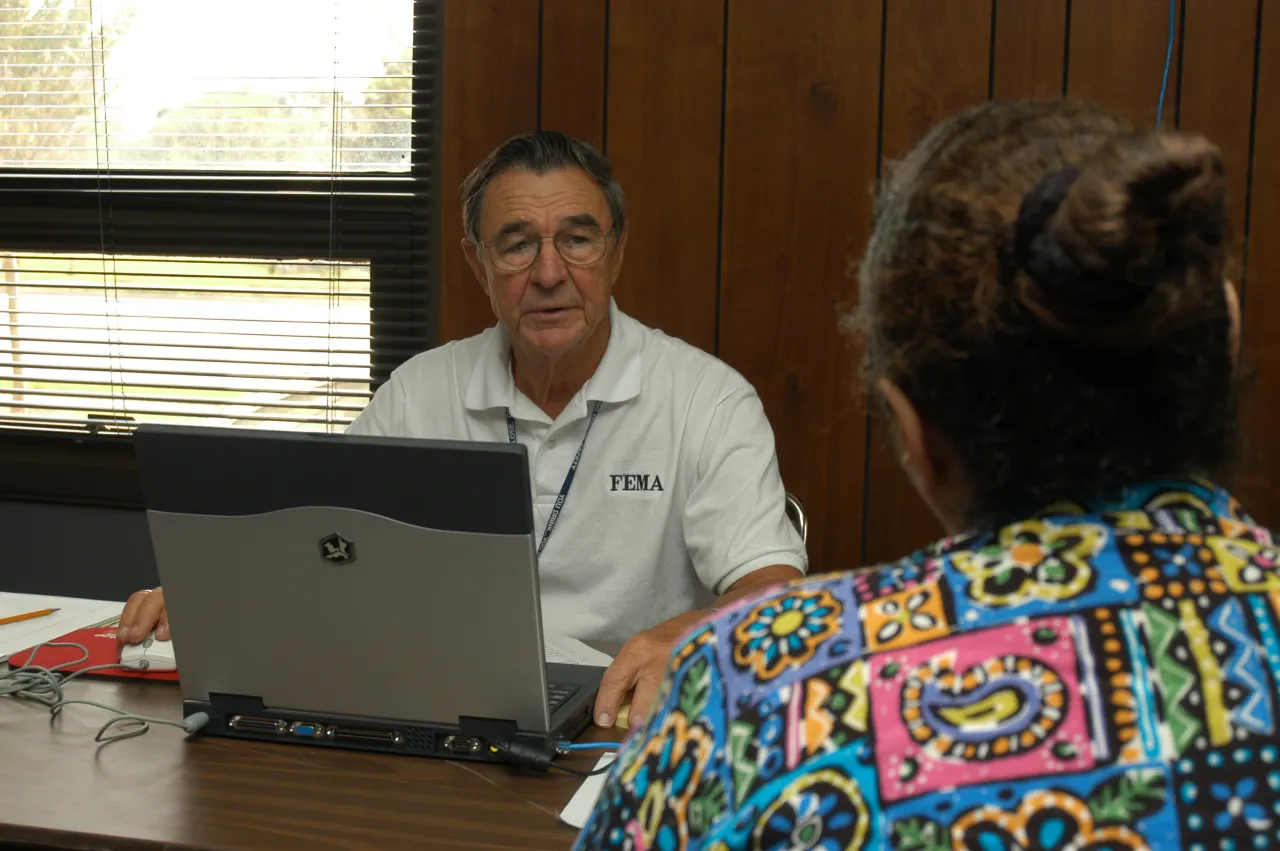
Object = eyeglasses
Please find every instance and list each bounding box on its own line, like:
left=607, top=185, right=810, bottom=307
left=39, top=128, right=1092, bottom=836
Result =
left=476, top=225, right=615, bottom=273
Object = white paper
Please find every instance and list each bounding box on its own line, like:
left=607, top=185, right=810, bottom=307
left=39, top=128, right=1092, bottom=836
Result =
left=544, top=633, right=614, bottom=668
left=0, top=593, right=124, bottom=660
left=558, top=754, right=616, bottom=829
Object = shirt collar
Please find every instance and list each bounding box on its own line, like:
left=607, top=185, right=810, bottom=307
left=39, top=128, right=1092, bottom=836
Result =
left=584, top=299, right=643, bottom=405
left=464, top=298, right=642, bottom=417
left=923, top=476, right=1243, bottom=559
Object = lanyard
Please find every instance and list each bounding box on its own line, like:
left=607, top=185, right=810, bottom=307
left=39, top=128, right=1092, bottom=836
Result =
left=506, top=400, right=602, bottom=559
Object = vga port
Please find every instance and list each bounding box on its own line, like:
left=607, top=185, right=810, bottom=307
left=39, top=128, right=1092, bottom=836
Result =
left=442, top=735, right=482, bottom=754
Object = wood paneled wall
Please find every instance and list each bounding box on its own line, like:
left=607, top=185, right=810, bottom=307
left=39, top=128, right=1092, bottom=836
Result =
left=440, top=0, right=1278, bottom=571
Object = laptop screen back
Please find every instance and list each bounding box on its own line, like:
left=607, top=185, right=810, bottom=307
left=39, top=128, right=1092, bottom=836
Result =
left=133, top=424, right=554, bottom=733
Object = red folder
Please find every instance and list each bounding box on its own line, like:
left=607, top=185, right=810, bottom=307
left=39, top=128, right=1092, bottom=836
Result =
left=5, top=625, right=179, bottom=682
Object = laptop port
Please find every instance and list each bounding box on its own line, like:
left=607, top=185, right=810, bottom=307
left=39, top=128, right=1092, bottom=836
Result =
left=442, top=736, right=482, bottom=754
left=326, top=725, right=403, bottom=746
left=229, top=715, right=287, bottom=734
left=289, top=721, right=323, bottom=737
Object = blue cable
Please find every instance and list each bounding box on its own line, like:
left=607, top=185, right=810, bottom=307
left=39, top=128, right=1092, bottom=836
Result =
left=557, top=741, right=620, bottom=752
left=1156, top=0, right=1176, bottom=128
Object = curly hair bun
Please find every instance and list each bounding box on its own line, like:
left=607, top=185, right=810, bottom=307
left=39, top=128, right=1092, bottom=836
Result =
left=1010, top=131, right=1227, bottom=348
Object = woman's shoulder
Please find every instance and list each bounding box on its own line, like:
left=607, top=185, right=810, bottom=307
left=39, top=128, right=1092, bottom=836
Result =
left=580, top=478, right=1280, bottom=850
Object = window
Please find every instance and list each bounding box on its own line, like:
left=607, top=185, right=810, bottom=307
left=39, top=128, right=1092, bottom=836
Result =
left=0, top=0, right=440, bottom=506
left=3, top=0, right=415, bottom=172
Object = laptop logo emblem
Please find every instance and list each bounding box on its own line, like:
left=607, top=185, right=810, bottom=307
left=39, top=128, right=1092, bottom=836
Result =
left=319, top=534, right=356, bottom=565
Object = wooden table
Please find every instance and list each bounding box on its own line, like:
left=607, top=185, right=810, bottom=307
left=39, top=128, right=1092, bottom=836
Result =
left=0, top=676, right=622, bottom=850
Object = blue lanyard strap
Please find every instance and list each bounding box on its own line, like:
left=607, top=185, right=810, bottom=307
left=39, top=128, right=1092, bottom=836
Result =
left=506, top=400, right=603, bottom=559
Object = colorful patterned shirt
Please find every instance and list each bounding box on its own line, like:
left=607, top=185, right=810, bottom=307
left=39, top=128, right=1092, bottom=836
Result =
left=573, top=479, right=1280, bottom=851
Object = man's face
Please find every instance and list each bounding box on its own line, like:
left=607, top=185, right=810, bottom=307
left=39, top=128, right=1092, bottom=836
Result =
left=464, top=167, right=626, bottom=359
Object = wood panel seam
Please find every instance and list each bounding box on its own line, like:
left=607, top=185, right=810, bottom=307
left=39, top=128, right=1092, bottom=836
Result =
left=1241, top=0, right=1266, bottom=307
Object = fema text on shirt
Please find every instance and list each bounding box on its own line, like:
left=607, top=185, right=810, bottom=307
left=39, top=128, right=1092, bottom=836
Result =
left=608, top=473, right=664, bottom=492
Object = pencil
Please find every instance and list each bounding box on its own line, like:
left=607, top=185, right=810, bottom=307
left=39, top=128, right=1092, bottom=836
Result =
left=0, top=607, right=60, bottom=627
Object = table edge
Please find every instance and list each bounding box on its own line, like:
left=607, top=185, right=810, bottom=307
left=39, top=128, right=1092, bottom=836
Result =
left=0, top=822, right=216, bottom=851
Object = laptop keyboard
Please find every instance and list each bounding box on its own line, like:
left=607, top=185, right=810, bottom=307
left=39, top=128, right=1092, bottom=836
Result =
left=547, top=682, right=580, bottom=713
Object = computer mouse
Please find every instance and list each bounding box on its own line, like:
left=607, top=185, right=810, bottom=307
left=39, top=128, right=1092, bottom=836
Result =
left=119, top=631, right=177, bottom=672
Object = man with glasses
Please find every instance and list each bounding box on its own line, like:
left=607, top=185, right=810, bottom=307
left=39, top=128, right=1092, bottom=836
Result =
left=118, top=131, right=807, bottom=731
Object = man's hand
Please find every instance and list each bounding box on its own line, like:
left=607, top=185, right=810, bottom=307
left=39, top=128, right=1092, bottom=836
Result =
left=593, top=609, right=711, bottom=730
left=117, top=586, right=168, bottom=651
left=593, top=565, right=803, bottom=729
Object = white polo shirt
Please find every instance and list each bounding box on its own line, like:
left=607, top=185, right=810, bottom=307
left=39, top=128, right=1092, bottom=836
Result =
left=346, top=300, right=807, bottom=644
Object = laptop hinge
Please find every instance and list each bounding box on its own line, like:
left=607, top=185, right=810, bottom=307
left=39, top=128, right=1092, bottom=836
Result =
left=458, top=715, right=519, bottom=742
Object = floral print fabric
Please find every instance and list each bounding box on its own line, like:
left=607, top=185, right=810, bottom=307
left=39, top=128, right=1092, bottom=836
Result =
left=572, top=479, right=1280, bottom=851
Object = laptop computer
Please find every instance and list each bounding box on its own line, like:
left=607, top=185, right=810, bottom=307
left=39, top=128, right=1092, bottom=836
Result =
left=131, top=423, right=603, bottom=764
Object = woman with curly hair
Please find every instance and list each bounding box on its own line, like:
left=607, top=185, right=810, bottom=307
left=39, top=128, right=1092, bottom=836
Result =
left=574, top=98, right=1272, bottom=851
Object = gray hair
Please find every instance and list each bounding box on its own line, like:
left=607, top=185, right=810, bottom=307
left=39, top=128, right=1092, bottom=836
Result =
left=460, top=130, right=627, bottom=242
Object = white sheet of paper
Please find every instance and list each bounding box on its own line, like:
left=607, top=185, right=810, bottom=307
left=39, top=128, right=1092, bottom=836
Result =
left=558, top=754, right=616, bottom=829
left=544, top=633, right=614, bottom=668
left=0, top=593, right=124, bottom=660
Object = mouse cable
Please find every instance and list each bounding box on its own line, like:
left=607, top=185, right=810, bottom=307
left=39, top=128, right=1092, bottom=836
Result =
left=0, top=641, right=209, bottom=744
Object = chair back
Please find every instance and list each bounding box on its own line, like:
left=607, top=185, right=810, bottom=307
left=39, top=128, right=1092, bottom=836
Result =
left=784, top=492, right=808, bottom=544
